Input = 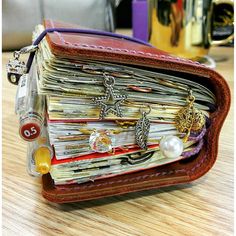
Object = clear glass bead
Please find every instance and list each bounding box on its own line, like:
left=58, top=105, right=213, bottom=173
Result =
left=89, top=130, right=114, bottom=153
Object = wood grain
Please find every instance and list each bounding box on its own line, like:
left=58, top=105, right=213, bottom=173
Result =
left=2, top=47, right=233, bottom=236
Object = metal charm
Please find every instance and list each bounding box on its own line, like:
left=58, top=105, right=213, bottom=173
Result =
left=175, top=90, right=206, bottom=142
left=93, top=74, right=127, bottom=119
left=135, top=105, right=151, bottom=150
left=6, top=45, right=38, bottom=85
left=6, top=51, right=27, bottom=85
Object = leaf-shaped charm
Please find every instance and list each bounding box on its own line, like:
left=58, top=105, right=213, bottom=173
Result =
left=135, top=112, right=150, bottom=150
left=175, top=90, right=205, bottom=143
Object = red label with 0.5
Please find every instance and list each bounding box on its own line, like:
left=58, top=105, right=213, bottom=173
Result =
left=20, top=122, right=41, bottom=141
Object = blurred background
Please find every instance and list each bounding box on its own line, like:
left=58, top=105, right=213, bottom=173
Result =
left=2, top=0, right=234, bottom=62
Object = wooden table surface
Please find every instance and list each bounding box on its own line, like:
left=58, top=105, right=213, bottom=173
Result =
left=2, top=47, right=233, bottom=236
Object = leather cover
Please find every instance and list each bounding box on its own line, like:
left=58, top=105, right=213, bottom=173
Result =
left=41, top=20, right=230, bottom=203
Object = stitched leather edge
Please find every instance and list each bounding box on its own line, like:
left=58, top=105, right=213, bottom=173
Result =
left=55, top=31, right=205, bottom=67
left=49, top=19, right=205, bottom=68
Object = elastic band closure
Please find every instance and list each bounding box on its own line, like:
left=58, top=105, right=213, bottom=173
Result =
left=26, top=27, right=153, bottom=72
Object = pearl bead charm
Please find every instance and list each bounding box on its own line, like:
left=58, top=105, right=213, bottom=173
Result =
left=159, top=136, right=183, bottom=158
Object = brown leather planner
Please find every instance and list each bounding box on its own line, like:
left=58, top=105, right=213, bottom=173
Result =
left=38, top=20, right=230, bottom=203
left=10, top=20, right=231, bottom=203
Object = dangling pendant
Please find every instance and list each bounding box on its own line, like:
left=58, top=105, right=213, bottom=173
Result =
left=159, top=136, right=183, bottom=159
left=89, top=130, right=115, bottom=153
left=93, top=73, right=127, bottom=119
left=175, top=89, right=206, bottom=142
left=135, top=105, right=151, bottom=150
left=6, top=45, right=38, bottom=85
left=6, top=51, right=27, bottom=85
